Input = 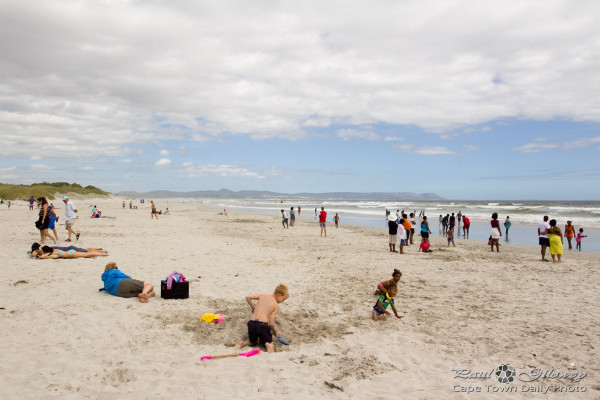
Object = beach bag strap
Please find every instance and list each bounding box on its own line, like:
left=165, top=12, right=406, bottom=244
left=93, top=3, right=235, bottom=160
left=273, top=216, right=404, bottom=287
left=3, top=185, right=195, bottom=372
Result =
left=166, top=271, right=187, bottom=290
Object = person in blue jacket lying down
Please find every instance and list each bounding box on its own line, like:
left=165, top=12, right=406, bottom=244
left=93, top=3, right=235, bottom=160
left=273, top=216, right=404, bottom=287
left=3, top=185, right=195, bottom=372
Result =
left=101, top=262, right=155, bottom=303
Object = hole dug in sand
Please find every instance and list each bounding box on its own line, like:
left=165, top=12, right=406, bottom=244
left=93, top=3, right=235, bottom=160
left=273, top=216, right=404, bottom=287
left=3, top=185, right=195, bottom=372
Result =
left=158, top=298, right=356, bottom=348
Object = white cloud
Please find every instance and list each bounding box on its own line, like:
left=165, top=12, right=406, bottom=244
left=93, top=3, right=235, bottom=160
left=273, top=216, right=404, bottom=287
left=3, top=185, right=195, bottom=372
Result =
left=414, top=146, right=456, bottom=155
left=396, top=144, right=456, bottom=155
left=31, top=164, right=53, bottom=170
left=513, top=136, right=600, bottom=153
left=336, top=129, right=379, bottom=141
left=512, top=143, right=559, bottom=153
left=183, top=164, right=264, bottom=179
left=1, top=0, right=598, bottom=153
left=464, top=145, right=479, bottom=151
left=159, top=149, right=169, bottom=156
left=155, top=158, right=172, bottom=166
left=384, top=136, right=404, bottom=141
left=396, top=144, right=414, bottom=152
left=564, top=136, right=600, bottom=150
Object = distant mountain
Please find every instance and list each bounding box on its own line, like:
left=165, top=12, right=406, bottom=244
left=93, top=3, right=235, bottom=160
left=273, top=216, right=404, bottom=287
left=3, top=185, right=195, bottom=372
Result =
left=117, top=189, right=443, bottom=201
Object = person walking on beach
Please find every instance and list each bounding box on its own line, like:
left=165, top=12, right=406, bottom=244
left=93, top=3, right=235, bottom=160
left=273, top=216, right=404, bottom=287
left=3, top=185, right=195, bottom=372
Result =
left=36, top=197, right=56, bottom=245
left=151, top=200, right=158, bottom=219
left=504, top=216, right=512, bottom=236
left=63, top=196, right=80, bottom=242
left=122, top=201, right=125, bottom=209
left=447, top=228, right=456, bottom=247
left=547, top=219, right=563, bottom=262
left=538, top=215, right=551, bottom=262
left=564, top=221, right=575, bottom=250
left=289, top=207, right=295, bottom=227
left=281, top=209, right=289, bottom=229
left=334, top=213, right=340, bottom=228
left=29, top=196, right=35, bottom=211
left=48, top=203, right=59, bottom=240
left=319, top=206, right=327, bottom=237
left=490, top=212, right=501, bottom=252
left=457, top=211, right=462, bottom=229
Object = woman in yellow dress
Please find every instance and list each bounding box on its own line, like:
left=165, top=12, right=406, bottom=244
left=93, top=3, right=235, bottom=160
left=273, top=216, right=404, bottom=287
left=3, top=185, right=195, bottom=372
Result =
left=548, top=219, right=563, bottom=262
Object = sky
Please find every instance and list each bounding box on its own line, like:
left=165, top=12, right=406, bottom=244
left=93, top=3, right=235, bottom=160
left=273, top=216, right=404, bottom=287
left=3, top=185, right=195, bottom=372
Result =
left=1, top=0, right=600, bottom=200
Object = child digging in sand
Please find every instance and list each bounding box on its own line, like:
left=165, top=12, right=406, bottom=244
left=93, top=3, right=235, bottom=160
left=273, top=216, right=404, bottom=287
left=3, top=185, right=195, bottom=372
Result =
left=235, top=284, right=289, bottom=353
left=372, top=285, right=402, bottom=320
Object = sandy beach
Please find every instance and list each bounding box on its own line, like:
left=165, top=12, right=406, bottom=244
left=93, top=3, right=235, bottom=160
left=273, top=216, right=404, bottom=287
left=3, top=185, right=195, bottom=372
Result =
left=1, top=197, right=599, bottom=399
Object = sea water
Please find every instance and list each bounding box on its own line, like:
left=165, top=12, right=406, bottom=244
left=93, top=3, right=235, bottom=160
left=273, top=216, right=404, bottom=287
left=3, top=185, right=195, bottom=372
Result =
left=189, top=198, right=600, bottom=253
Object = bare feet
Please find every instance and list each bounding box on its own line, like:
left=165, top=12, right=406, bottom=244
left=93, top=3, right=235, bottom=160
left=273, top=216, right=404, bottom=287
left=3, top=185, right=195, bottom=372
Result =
left=234, top=341, right=244, bottom=349
left=265, top=342, right=275, bottom=353
left=138, top=293, right=151, bottom=303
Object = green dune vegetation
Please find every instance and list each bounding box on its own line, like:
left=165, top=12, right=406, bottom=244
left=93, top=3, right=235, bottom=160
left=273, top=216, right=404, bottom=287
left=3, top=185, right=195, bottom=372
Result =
left=0, top=182, right=110, bottom=201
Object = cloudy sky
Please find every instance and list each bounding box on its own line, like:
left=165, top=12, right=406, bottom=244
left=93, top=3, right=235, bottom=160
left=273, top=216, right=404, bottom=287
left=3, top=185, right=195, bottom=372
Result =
left=1, top=0, right=599, bottom=200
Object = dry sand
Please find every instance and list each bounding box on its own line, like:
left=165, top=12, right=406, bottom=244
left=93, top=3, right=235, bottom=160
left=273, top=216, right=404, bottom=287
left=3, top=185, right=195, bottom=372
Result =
left=1, top=197, right=599, bottom=399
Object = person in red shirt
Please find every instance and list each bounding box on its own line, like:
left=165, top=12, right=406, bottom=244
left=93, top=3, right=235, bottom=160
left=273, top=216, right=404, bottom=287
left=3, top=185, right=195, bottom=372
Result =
left=319, top=206, right=327, bottom=237
left=462, top=216, right=470, bottom=239
left=419, top=241, right=432, bottom=252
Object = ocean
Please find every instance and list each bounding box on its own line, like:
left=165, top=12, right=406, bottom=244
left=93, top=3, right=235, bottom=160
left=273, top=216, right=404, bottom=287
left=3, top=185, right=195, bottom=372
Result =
left=171, top=197, right=600, bottom=253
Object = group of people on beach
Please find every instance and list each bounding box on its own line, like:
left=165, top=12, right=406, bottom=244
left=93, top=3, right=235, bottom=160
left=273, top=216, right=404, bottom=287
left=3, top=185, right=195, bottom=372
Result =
left=439, top=211, right=471, bottom=240
left=387, top=210, right=430, bottom=254
left=34, top=195, right=81, bottom=245
left=279, top=206, right=339, bottom=236
left=538, top=216, right=587, bottom=262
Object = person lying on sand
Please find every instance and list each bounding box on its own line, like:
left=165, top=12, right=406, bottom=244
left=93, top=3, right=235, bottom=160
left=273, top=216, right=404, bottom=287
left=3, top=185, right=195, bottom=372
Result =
left=235, top=284, right=289, bottom=353
left=31, top=242, right=105, bottom=254
left=33, top=245, right=108, bottom=259
left=101, top=262, right=155, bottom=303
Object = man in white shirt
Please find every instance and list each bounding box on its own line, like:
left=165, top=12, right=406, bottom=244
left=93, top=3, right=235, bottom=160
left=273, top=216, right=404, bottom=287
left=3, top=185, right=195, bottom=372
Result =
left=537, top=215, right=550, bottom=262
left=409, top=213, right=418, bottom=244
left=63, top=195, right=80, bottom=242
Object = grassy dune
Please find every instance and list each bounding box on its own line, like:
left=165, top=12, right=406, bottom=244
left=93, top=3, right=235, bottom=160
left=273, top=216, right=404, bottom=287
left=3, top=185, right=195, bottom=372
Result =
left=0, top=182, right=110, bottom=201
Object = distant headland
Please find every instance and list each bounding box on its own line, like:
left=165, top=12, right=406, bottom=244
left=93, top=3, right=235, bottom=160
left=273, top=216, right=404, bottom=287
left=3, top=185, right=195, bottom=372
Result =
left=117, top=189, right=443, bottom=201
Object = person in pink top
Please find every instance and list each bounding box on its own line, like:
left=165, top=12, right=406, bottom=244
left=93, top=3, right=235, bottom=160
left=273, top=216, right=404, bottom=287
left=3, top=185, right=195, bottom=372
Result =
left=319, top=206, right=327, bottom=237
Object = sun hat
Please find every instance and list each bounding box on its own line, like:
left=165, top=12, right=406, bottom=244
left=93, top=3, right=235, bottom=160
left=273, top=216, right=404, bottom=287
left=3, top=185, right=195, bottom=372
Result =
left=388, top=214, right=397, bottom=222
left=62, top=196, right=69, bottom=200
